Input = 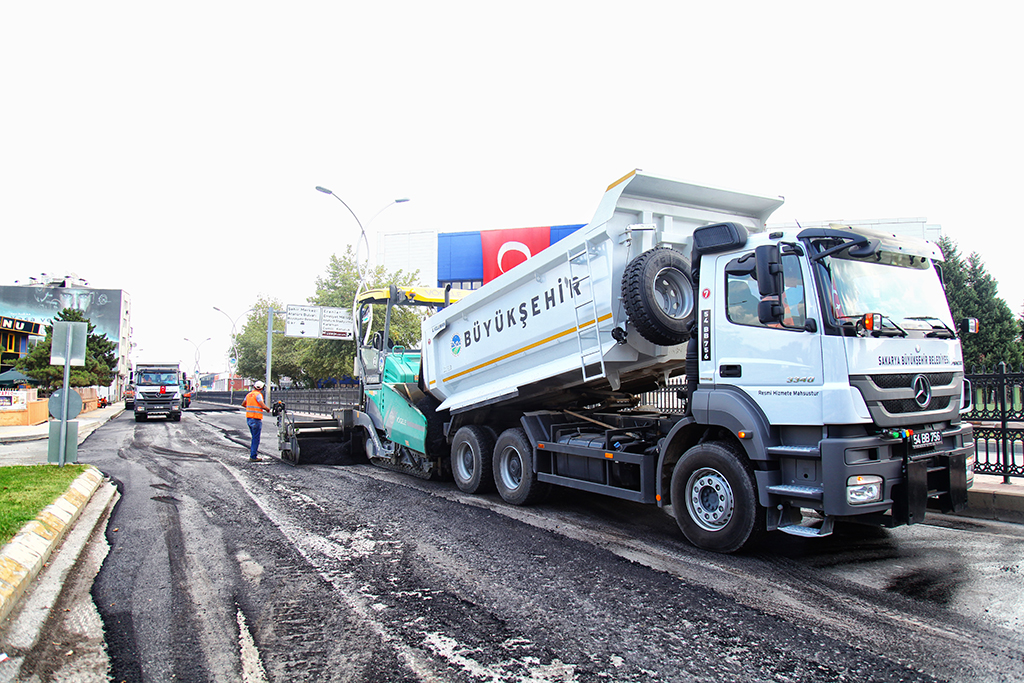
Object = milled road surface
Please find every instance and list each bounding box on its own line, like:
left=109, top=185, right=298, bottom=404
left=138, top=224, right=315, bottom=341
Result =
left=15, top=403, right=1024, bottom=681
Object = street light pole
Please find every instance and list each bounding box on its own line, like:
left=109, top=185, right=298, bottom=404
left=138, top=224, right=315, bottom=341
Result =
left=183, top=337, right=211, bottom=385
left=213, top=307, right=253, bottom=403
left=315, top=186, right=408, bottom=344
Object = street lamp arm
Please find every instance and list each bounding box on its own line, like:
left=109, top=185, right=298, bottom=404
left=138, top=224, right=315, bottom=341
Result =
left=316, top=187, right=410, bottom=339
left=365, top=197, right=410, bottom=228
left=315, top=186, right=365, bottom=234
left=213, top=307, right=256, bottom=399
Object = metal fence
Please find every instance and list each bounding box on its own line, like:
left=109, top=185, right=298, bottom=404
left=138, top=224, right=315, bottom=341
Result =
left=964, top=363, right=1024, bottom=482
left=196, top=388, right=359, bottom=416
left=635, top=379, right=688, bottom=414
left=195, top=365, right=1024, bottom=481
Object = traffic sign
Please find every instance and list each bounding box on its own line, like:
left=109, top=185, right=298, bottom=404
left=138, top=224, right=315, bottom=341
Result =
left=320, top=306, right=354, bottom=340
left=285, top=305, right=322, bottom=338
left=48, top=388, right=83, bottom=420
left=285, top=304, right=354, bottom=340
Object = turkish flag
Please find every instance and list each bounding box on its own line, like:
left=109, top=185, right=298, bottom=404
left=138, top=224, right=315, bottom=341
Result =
left=480, top=226, right=551, bottom=283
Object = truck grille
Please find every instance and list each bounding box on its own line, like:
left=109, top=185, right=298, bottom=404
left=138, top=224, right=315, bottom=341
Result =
left=870, top=372, right=954, bottom=389
left=881, top=396, right=952, bottom=414
left=850, top=371, right=961, bottom=428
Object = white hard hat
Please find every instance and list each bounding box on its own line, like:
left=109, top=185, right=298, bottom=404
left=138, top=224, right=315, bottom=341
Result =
left=254, top=381, right=265, bottom=389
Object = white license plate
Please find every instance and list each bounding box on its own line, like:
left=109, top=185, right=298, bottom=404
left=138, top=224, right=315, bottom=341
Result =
left=911, top=430, right=942, bottom=449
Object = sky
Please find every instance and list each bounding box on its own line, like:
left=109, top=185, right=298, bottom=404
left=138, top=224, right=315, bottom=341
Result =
left=3, top=2, right=1022, bottom=376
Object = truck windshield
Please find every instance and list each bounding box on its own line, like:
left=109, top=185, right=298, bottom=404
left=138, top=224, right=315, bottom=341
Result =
left=139, top=373, right=176, bottom=385
left=819, top=251, right=955, bottom=333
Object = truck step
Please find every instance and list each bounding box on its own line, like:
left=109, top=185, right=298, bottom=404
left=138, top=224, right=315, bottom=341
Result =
left=778, top=517, right=835, bottom=538
left=766, top=484, right=824, bottom=501
left=766, top=445, right=820, bottom=459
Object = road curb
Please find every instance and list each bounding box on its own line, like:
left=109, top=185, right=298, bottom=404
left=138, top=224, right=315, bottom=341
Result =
left=963, top=485, right=1024, bottom=524
left=0, top=466, right=105, bottom=625
left=0, top=406, right=125, bottom=445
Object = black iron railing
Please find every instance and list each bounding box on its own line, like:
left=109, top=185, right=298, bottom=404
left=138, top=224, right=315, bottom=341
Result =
left=635, top=379, right=687, bottom=414
left=964, top=363, right=1024, bottom=482
left=195, top=365, right=1023, bottom=481
left=196, top=388, right=359, bottom=416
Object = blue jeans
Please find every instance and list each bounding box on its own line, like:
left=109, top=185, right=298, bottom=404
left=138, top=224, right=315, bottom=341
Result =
left=247, top=417, right=262, bottom=458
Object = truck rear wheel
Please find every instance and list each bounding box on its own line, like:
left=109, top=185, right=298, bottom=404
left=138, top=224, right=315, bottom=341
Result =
left=670, top=441, right=763, bottom=553
left=493, top=427, right=549, bottom=505
left=451, top=425, right=495, bottom=494
left=622, top=247, right=693, bottom=346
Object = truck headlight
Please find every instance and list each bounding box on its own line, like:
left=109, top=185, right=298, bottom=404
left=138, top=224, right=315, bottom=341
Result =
left=966, top=453, right=975, bottom=488
left=847, top=475, right=883, bottom=505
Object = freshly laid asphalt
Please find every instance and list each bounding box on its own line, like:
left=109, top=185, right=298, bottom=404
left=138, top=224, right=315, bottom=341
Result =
left=0, top=402, right=1021, bottom=680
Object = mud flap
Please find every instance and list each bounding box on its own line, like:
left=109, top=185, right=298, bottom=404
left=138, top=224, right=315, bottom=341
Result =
left=941, top=452, right=968, bottom=513
left=892, top=459, right=928, bottom=526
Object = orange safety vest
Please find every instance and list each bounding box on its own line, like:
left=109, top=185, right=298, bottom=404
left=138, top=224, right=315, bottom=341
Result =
left=242, top=390, right=268, bottom=419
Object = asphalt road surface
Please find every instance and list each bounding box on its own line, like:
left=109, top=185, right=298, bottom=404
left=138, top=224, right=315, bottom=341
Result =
left=21, top=403, right=1024, bottom=681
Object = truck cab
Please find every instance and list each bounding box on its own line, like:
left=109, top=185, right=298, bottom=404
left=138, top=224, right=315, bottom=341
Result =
left=133, top=364, right=183, bottom=422
left=678, top=222, right=973, bottom=545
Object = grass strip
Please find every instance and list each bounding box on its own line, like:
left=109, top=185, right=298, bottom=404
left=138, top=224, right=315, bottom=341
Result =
left=0, top=464, right=90, bottom=546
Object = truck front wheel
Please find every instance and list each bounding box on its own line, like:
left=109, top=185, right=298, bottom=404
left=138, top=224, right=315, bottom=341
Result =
left=670, top=441, right=763, bottom=553
left=493, top=428, right=549, bottom=505
left=451, top=425, right=495, bottom=494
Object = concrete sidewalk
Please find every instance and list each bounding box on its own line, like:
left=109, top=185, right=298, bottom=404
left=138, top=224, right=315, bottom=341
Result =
left=0, top=401, right=126, bottom=447
left=0, top=402, right=124, bottom=680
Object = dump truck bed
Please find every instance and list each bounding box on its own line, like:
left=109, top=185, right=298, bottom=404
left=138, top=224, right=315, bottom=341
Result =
left=420, top=171, right=784, bottom=413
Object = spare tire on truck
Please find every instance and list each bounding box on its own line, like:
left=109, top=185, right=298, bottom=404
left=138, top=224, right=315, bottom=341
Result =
left=621, top=247, right=694, bottom=346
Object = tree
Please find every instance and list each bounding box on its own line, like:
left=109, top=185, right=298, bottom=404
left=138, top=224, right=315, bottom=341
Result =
left=302, top=246, right=420, bottom=385
left=15, top=308, right=119, bottom=392
left=1019, top=303, right=1024, bottom=348
left=233, top=296, right=313, bottom=387
left=937, top=237, right=1023, bottom=369
left=232, top=248, right=424, bottom=387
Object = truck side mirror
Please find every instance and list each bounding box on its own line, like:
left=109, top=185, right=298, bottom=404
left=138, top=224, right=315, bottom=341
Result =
left=754, top=245, right=781, bottom=297
left=758, top=299, right=784, bottom=325
left=960, top=318, right=979, bottom=335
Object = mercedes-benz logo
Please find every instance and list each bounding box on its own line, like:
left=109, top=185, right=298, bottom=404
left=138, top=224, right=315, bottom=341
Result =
left=911, top=374, right=932, bottom=409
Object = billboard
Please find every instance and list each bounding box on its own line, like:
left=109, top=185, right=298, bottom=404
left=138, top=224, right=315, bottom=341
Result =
left=0, top=285, right=127, bottom=351
left=437, top=224, right=584, bottom=285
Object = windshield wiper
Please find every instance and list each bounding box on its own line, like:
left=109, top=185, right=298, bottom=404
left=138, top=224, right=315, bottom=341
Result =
left=836, top=313, right=907, bottom=337
left=905, top=316, right=956, bottom=338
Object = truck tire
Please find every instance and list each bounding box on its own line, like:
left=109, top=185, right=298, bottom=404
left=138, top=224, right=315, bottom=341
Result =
left=451, top=425, right=496, bottom=494
left=670, top=441, right=763, bottom=553
left=493, top=427, right=549, bottom=505
left=621, top=247, right=693, bottom=346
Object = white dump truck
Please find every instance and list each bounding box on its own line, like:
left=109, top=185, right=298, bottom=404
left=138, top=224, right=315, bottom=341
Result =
left=133, top=362, right=183, bottom=422
left=278, top=171, right=975, bottom=553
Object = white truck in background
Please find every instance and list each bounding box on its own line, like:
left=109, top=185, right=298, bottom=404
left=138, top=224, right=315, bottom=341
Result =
left=279, top=171, right=975, bottom=553
left=133, top=362, right=183, bottom=422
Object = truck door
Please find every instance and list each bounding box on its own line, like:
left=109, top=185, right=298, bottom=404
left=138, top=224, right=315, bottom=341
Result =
left=710, top=248, right=824, bottom=426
